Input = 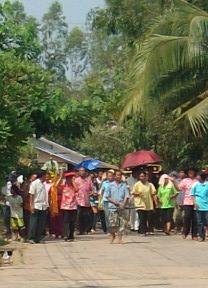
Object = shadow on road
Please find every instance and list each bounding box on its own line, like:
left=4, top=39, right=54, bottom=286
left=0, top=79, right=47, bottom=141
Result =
left=123, top=241, right=151, bottom=244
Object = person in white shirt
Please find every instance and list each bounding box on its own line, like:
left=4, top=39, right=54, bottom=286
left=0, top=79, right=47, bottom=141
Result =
left=127, top=170, right=139, bottom=231
left=28, top=171, right=48, bottom=244
left=1, top=172, right=17, bottom=239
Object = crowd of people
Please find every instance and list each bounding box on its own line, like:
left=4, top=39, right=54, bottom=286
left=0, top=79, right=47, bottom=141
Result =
left=1, top=165, right=208, bottom=244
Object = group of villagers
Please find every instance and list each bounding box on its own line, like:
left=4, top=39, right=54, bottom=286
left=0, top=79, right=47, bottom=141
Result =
left=2, top=162, right=208, bottom=244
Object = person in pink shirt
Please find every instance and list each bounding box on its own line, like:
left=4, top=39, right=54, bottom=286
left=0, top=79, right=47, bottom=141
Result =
left=178, top=168, right=198, bottom=240
left=75, top=168, right=93, bottom=235
left=61, top=172, right=77, bottom=241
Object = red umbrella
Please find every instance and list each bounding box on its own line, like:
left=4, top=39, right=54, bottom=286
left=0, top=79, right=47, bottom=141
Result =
left=121, top=150, right=161, bottom=169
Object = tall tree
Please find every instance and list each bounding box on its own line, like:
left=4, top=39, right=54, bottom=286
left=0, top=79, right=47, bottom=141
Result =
left=0, top=0, right=40, bottom=60
left=91, top=0, right=166, bottom=44
left=41, top=1, right=69, bottom=81
left=65, top=27, right=88, bottom=81
left=0, top=52, right=58, bottom=177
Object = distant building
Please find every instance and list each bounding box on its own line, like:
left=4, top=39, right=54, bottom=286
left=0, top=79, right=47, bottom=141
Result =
left=33, top=137, right=118, bottom=170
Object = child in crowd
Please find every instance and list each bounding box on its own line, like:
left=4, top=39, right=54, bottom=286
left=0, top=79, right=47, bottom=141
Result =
left=6, top=185, right=25, bottom=241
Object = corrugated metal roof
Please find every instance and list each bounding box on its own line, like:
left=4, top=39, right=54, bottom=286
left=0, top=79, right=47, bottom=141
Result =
left=34, top=137, right=85, bottom=164
left=33, top=137, right=118, bottom=170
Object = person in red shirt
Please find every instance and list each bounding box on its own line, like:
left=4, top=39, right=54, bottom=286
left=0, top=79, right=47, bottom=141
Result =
left=75, top=168, right=93, bottom=235
left=178, top=168, right=198, bottom=240
left=61, top=172, right=77, bottom=241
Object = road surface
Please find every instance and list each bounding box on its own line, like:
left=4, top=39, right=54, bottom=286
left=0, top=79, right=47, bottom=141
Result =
left=1, top=232, right=208, bottom=288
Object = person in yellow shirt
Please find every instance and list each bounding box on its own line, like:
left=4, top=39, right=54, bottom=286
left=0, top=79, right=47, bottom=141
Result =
left=132, top=172, right=156, bottom=236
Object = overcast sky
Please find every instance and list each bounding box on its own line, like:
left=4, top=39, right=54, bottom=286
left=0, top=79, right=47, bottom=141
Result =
left=21, top=0, right=105, bottom=29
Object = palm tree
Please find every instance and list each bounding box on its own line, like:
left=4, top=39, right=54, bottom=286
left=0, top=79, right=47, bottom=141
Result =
left=121, top=0, right=208, bottom=136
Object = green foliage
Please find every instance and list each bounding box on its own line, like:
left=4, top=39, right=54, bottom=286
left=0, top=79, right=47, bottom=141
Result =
left=189, top=0, right=208, bottom=11
left=17, top=139, right=40, bottom=176
left=0, top=0, right=41, bottom=59
left=51, top=96, right=95, bottom=139
left=121, top=0, right=208, bottom=136
left=41, top=1, right=69, bottom=80
left=66, top=27, right=85, bottom=50
left=2, top=0, right=208, bottom=177
left=143, top=112, right=208, bottom=170
left=90, top=0, right=166, bottom=44
left=78, top=125, right=136, bottom=165
left=0, top=52, right=56, bottom=178
left=65, top=27, right=88, bottom=80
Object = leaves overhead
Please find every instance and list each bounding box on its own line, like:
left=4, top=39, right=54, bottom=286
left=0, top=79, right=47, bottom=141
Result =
left=1, top=0, right=208, bottom=178
left=121, top=0, right=208, bottom=136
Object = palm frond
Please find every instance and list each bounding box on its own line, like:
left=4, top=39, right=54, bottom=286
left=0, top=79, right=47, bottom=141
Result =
left=174, top=0, right=208, bottom=17
left=149, top=0, right=208, bottom=37
left=189, top=16, right=208, bottom=63
left=120, top=35, right=189, bottom=120
left=153, top=66, right=207, bottom=102
left=120, top=0, right=208, bottom=137
left=176, top=90, right=208, bottom=136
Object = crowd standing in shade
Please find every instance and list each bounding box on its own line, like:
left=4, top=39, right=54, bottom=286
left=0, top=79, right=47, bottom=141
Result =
left=1, top=166, right=208, bottom=244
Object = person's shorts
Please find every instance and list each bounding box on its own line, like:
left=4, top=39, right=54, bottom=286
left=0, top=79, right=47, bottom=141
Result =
left=161, top=208, right=174, bottom=223
left=11, top=218, right=24, bottom=230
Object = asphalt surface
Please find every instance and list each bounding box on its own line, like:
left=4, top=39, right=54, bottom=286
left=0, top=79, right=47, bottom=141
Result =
left=1, top=232, right=208, bottom=288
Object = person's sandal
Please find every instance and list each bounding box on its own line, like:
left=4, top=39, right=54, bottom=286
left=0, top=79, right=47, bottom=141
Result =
left=117, top=236, right=124, bottom=244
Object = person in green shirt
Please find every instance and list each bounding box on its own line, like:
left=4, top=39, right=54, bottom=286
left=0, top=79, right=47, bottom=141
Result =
left=157, top=174, right=178, bottom=235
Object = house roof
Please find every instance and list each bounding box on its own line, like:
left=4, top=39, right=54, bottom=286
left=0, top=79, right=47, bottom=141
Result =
left=33, top=137, right=118, bottom=170
left=34, top=137, right=85, bottom=165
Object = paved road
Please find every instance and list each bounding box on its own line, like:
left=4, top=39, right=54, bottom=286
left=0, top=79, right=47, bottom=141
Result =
left=1, top=232, right=208, bottom=288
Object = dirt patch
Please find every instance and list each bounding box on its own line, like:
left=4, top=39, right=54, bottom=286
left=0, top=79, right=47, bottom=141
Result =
left=0, top=245, right=25, bottom=266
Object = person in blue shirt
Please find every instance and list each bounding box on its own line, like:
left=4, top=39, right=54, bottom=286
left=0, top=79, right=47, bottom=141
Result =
left=105, top=170, right=129, bottom=244
left=99, top=170, right=115, bottom=233
left=191, top=172, right=208, bottom=242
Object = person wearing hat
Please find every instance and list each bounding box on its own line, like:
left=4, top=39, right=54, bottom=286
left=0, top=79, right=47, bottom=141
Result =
left=60, top=172, right=77, bottom=241
left=157, top=174, right=179, bottom=235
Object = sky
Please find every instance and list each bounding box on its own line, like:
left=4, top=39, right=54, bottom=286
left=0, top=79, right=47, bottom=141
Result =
left=21, top=0, right=105, bottom=30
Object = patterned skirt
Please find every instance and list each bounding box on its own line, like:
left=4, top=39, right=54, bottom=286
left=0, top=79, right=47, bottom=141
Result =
left=108, top=209, right=128, bottom=235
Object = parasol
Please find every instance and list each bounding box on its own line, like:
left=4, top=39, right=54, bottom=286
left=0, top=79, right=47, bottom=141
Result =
left=121, top=150, right=161, bottom=169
